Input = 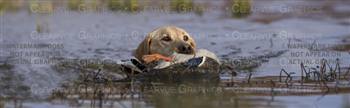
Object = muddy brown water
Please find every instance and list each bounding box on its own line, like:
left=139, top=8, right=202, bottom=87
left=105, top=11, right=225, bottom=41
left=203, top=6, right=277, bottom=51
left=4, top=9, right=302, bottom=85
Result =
left=3, top=63, right=350, bottom=108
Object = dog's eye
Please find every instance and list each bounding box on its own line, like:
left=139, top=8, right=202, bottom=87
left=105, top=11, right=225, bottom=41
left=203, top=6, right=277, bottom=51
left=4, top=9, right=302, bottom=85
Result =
left=183, top=35, right=189, bottom=41
left=161, top=36, right=172, bottom=42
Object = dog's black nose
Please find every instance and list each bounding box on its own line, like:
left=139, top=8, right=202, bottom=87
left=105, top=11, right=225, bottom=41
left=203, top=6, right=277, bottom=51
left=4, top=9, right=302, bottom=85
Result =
left=177, top=44, right=193, bottom=54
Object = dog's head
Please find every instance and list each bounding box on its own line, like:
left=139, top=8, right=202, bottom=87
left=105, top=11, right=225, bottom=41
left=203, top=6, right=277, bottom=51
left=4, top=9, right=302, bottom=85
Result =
left=135, top=26, right=196, bottom=61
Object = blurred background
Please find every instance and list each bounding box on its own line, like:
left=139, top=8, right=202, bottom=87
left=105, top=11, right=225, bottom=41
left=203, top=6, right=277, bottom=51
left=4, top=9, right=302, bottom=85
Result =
left=0, top=0, right=350, bottom=108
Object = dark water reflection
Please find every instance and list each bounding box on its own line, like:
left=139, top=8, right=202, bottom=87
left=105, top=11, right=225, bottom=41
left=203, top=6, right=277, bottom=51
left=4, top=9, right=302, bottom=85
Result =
left=2, top=84, right=285, bottom=108
left=148, top=85, right=280, bottom=108
left=3, top=82, right=349, bottom=108
left=2, top=77, right=350, bottom=108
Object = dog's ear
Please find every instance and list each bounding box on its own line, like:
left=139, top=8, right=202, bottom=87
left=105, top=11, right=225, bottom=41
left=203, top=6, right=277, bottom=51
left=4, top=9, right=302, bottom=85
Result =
left=134, top=33, right=153, bottom=62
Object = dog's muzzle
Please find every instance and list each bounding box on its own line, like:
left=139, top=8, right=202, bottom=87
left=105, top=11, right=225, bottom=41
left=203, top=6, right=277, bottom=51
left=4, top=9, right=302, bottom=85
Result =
left=177, top=44, right=194, bottom=54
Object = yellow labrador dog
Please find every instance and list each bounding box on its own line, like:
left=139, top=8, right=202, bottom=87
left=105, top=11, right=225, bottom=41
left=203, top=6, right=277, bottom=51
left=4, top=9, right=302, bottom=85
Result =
left=134, top=26, right=196, bottom=63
